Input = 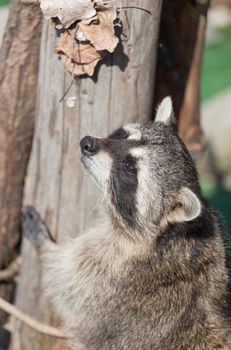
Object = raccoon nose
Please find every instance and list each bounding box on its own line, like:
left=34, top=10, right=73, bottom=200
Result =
left=80, top=136, right=99, bottom=156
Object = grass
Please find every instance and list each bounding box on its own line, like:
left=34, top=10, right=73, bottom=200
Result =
left=201, top=24, right=231, bottom=237
left=201, top=25, right=231, bottom=101
left=0, top=0, right=9, bottom=6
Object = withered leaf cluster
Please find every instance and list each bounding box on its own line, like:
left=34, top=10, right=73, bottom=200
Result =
left=40, top=0, right=119, bottom=76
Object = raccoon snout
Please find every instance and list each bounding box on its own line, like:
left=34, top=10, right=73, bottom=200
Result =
left=80, top=136, right=100, bottom=156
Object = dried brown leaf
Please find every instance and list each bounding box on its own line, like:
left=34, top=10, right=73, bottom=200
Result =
left=81, top=13, right=98, bottom=25
left=78, top=6, right=119, bottom=53
left=54, top=31, right=105, bottom=76
left=40, top=0, right=97, bottom=27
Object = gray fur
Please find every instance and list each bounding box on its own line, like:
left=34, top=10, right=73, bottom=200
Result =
left=24, top=97, right=231, bottom=350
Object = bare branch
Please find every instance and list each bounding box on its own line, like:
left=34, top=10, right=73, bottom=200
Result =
left=19, top=0, right=39, bottom=3
left=0, top=256, right=22, bottom=282
left=0, top=297, right=67, bottom=338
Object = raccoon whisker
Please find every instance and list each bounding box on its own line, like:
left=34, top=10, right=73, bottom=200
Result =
left=87, top=182, right=109, bottom=218
left=87, top=192, right=105, bottom=218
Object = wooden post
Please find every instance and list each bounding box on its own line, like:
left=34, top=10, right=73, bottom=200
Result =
left=0, top=0, right=41, bottom=319
left=11, top=1, right=163, bottom=349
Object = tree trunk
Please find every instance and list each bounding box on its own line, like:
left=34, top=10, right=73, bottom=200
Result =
left=179, top=14, right=207, bottom=157
left=0, top=0, right=41, bottom=320
left=154, top=0, right=209, bottom=153
left=11, top=1, right=163, bottom=349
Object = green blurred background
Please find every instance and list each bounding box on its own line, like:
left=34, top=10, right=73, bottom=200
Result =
left=202, top=25, right=231, bottom=101
left=0, top=0, right=8, bottom=6
left=201, top=5, right=231, bottom=235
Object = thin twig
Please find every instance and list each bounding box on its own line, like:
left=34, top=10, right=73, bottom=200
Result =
left=0, top=297, right=67, bottom=338
left=0, top=256, right=22, bottom=282
left=121, top=6, right=152, bottom=15
left=121, top=9, right=131, bottom=42
left=19, top=0, right=39, bottom=3
left=59, top=77, right=76, bottom=103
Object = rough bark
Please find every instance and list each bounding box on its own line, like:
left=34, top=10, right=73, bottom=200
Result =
left=10, top=1, right=163, bottom=350
left=0, top=0, right=42, bottom=317
left=179, top=14, right=207, bottom=157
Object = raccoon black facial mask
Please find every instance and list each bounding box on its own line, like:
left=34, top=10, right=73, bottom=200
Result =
left=80, top=97, right=201, bottom=232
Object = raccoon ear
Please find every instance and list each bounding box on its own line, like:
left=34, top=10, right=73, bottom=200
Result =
left=155, top=96, right=174, bottom=125
left=170, top=187, right=201, bottom=223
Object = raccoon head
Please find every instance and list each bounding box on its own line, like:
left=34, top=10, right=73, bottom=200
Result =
left=80, top=97, right=201, bottom=236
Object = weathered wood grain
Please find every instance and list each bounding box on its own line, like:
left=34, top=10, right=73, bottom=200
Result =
left=0, top=0, right=41, bottom=330
left=11, top=1, right=163, bottom=349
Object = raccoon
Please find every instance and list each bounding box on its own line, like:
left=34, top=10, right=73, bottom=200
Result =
left=23, top=97, right=231, bottom=350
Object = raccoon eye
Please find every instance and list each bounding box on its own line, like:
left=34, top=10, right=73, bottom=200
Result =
left=108, top=128, right=128, bottom=140
left=124, top=156, right=137, bottom=175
